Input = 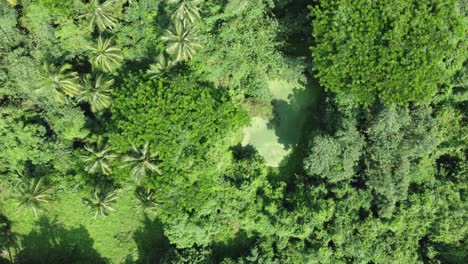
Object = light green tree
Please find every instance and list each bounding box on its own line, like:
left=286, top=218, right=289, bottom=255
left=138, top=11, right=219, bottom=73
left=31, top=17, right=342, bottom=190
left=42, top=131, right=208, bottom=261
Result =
left=88, top=36, right=123, bottom=72
left=77, top=74, right=114, bottom=112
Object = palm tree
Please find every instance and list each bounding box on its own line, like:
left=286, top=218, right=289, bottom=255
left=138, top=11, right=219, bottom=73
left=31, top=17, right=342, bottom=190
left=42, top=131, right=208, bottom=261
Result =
left=161, top=22, right=202, bottom=61
left=82, top=188, right=118, bottom=219
left=88, top=36, right=123, bottom=72
left=78, top=0, right=119, bottom=32
left=77, top=74, right=114, bottom=112
left=81, top=136, right=118, bottom=175
left=15, top=177, right=53, bottom=217
left=167, top=0, right=203, bottom=25
left=134, top=186, right=158, bottom=214
left=37, top=63, right=81, bottom=103
left=121, top=142, right=162, bottom=185
left=146, top=53, right=175, bottom=78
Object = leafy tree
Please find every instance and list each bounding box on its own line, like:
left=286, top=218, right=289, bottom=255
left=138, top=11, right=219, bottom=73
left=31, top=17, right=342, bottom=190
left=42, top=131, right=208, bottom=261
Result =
left=161, top=22, right=202, bottom=61
left=77, top=74, right=114, bottom=112
left=193, top=0, right=305, bottom=99
left=36, top=63, right=81, bottom=103
left=311, top=0, right=467, bottom=105
left=82, top=188, right=118, bottom=218
left=121, top=142, right=162, bottom=185
left=15, top=177, right=53, bottom=217
left=304, top=120, right=365, bottom=183
left=88, top=36, right=123, bottom=72
left=78, top=0, right=119, bottom=32
left=114, top=0, right=164, bottom=61
left=80, top=136, right=118, bottom=176
left=110, top=73, right=248, bottom=178
left=364, top=106, right=439, bottom=217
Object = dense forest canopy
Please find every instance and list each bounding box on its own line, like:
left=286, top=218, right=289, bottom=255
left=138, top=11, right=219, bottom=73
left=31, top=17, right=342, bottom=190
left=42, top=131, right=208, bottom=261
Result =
left=0, top=0, right=466, bottom=263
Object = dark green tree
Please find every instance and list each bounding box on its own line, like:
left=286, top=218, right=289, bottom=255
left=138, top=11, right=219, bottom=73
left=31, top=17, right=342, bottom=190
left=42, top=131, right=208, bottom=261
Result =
left=311, top=0, right=467, bottom=105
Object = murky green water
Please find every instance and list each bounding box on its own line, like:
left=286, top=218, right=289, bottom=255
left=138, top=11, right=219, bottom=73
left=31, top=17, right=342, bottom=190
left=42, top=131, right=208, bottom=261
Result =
left=242, top=79, right=321, bottom=167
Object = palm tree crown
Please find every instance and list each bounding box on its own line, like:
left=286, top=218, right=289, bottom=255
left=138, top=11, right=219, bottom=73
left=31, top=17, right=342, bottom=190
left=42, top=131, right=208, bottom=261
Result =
left=16, top=177, right=53, bottom=217
left=77, top=74, right=114, bottom=112
left=161, top=22, right=202, bottom=61
left=167, top=0, right=203, bottom=25
left=121, top=142, right=162, bottom=185
left=82, top=188, right=118, bottom=218
left=79, top=0, right=119, bottom=32
left=147, top=53, right=175, bottom=78
left=88, top=37, right=123, bottom=72
left=37, top=63, right=81, bottom=103
left=81, top=136, right=118, bottom=175
left=134, top=186, right=158, bottom=214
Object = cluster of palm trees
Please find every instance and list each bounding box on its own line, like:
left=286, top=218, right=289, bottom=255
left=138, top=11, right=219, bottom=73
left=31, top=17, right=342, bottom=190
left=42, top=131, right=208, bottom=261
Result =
left=147, top=0, right=203, bottom=78
left=79, top=140, right=162, bottom=217
left=35, top=0, right=123, bottom=112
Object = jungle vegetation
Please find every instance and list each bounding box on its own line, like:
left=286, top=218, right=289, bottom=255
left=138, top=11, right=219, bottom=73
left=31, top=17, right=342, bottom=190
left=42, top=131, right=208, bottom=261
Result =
left=0, top=0, right=466, bottom=263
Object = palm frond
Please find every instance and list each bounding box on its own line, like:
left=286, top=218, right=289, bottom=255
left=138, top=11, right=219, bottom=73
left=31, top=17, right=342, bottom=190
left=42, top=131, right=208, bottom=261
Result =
left=15, top=177, right=53, bottom=217
left=121, top=142, right=162, bottom=185
left=77, top=74, right=114, bottom=112
left=37, top=63, right=80, bottom=103
left=82, top=188, right=118, bottom=219
left=88, top=37, right=123, bottom=72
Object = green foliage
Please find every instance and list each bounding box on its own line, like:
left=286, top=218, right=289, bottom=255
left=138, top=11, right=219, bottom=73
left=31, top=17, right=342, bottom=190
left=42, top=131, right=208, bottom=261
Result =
left=0, top=0, right=466, bottom=262
left=114, top=0, right=164, bottom=61
left=304, top=120, right=364, bottom=183
left=88, top=37, right=123, bottom=73
left=364, top=106, right=439, bottom=217
left=193, top=0, right=305, bottom=99
left=146, top=53, right=176, bottom=78
left=311, top=0, right=467, bottom=105
left=168, top=0, right=203, bottom=25
left=134, top=186, right=158, bottom=214
left=110, top=73, right=249, bottom=176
